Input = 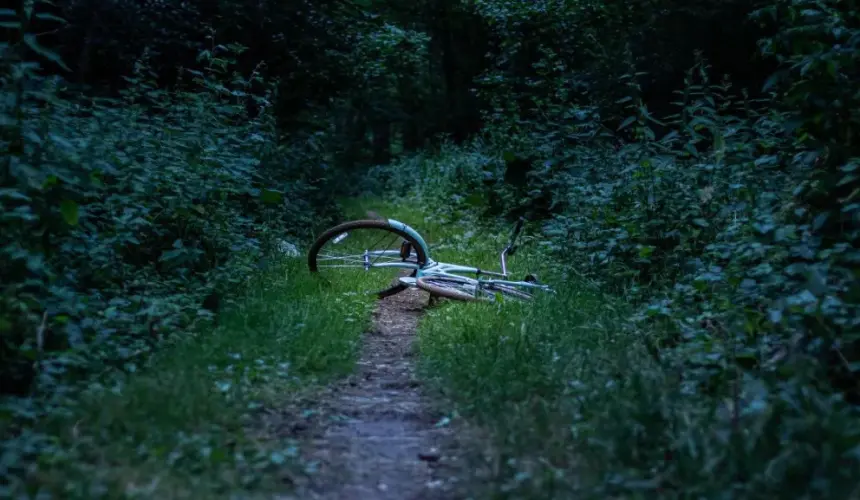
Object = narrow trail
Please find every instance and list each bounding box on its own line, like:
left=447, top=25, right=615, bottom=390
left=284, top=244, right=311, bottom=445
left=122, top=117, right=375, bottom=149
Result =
left=295, top=288, right=464, bottom=499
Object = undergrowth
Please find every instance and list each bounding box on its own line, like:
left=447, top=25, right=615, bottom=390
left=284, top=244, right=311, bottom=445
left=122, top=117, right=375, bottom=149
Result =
left=1, top=257, right=374, bottom=498
left=373, top=122, right=860, bottom=497
left=365, top=12, right=860, bottom=497
left=1, top=34, right=342, bottom=401
left=411, top=201, right=860, bottom=498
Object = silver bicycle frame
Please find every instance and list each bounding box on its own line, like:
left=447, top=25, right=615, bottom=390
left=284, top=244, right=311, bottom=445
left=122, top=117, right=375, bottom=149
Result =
left=357, top=251, right=549, bottom=292
left=323, top=217, right=550, bottom=295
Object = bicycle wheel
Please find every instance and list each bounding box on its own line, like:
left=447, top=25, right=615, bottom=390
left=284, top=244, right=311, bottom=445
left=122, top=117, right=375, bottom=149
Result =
left=416, top=275, right=534, bottom=302
left=308, top=220, right=427, bottom=298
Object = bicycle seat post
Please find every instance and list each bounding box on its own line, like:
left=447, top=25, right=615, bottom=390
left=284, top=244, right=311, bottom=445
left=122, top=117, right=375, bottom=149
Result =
left=500, top=247, right=509, bottom=277
left=500, top=218, right=525, bottom=277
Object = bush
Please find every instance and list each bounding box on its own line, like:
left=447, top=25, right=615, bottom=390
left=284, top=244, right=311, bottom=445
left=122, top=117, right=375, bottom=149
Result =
left=0, top=40, right=341, bottom=398
left=377, top=5, right=860, bottom=408
left=374, top=2, right=860, bottom=495
left=420, top=283, right=860, bottom=498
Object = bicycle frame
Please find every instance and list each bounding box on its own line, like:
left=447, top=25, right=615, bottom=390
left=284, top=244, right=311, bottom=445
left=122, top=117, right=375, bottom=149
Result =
left=358, top=218, right=550, bottom=292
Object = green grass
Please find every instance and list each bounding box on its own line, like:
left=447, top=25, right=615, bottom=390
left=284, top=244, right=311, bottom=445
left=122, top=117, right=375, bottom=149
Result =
left=419, top=281, right=860, bottom=499
left=418, top=276, right=640, bottom=497
left=399, top=198, right=673, bottom=497
left=13, top=196, right=854, bottom=499
left=409, top=199, right=860, bottom=499
left=7, top=257, right=375, bottom=499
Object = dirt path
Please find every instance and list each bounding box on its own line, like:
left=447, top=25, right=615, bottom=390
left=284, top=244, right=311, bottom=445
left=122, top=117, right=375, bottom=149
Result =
left=293, top=288, right=462, bottom=499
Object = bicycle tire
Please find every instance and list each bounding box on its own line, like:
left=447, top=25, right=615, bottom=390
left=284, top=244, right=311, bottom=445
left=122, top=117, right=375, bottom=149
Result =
left=308, top=219, right=427, bottom=299
left=486, top=283, right=535, bottom=301
left=416, top=275, right=534, bottom=302
left=416, top=275, right=478, bottom=302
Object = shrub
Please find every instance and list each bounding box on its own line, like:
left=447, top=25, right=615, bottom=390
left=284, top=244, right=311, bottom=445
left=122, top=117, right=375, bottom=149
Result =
left=374, top=2, right=860, bottom=495
left=0, top=37, right=341, bottom=398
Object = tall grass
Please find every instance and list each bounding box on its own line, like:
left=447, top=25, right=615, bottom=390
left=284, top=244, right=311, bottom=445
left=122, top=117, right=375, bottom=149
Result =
left=417, top=230, right=859, bottom=499
left=418, top=280, right=633, bottom=497
left=373, top=138, right=860, bottom=499
left=6, top=257, right=375, bottom=498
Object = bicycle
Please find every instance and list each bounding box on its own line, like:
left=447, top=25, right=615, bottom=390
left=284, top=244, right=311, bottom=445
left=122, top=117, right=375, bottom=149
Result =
left=307, top=216, right=552, bottom=302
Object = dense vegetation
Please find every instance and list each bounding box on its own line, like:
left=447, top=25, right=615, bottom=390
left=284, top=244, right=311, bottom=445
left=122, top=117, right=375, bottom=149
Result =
left=2, top=0, right=858, bottom=497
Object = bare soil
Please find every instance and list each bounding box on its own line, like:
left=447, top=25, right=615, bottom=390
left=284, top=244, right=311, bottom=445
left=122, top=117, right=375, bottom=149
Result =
left=275, top=289, right=466, bottom=499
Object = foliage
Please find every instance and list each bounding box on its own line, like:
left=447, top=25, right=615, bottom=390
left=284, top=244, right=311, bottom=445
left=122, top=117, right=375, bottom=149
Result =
left=328, top=23, right=433, bottom=164
left=0, top=7, right=341, bottom=398
left=471, top=0, right=773, bottom=139
left=2, top=0, right=860, bottom=496
left=378, top=0, right=860, bottom=405
left=1, top=257, right=374, bottom=497
left=419, top=279, right=860, bottom=498
left=40, top=0, right=479, bottom=165
left=367, top=0, right=860, bottom=496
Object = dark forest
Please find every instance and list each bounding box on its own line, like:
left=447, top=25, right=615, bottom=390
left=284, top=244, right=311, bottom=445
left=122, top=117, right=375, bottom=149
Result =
left=1, top=0, right=858, bottom=497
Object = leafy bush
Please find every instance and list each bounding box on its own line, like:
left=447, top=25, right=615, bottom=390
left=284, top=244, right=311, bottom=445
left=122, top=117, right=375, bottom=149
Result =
left=0, top=26, right=341, bottom=399
left=379, top=0, right=860, bottom=407
left=1, top=256, right=375, bottom=497
left=420, top=282, right=860, bottom=498
left=373, top=0, right=860, bottom=496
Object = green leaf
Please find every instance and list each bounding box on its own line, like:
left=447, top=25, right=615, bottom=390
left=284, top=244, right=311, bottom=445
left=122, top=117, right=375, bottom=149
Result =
left=23, top=34, right=70, bottom=71
left=159, top=248, right=187, bottom=265
left=464, top=192, right=484, bottom=207
left=617, top=116, right=636, bottom=130
left=59, top=200, right=79, bottom=226
left=0, top=188, right=30, bottom=201
left=34, top=13, right=66, bottom=23
left=260, top=189, right=283, bottom=205
left=813, top=213, right=829, bottom=231
left=838, top=174, right=857, bottom=187
left=270, top=451, right=286, bottom=465
left=762, top=73, right=781, bottom=91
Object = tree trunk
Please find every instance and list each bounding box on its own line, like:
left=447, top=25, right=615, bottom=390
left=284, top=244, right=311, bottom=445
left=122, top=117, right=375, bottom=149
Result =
left=371, top=120, right=391, bottom=164
left=345, top=110, right=368, bottom=166
left=403, top=120, right=423, bottom=151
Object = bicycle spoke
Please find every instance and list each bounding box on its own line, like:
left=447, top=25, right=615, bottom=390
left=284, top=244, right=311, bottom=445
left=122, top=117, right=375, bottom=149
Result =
left=417, top=275, right=537, bottom=302
left=308, top=221, right=426, bottom=298
left=369, top=233, right=400, bottom=267
left=310, top=218, right=551, bottom=303
left=317, top=251, right=414, bottom=268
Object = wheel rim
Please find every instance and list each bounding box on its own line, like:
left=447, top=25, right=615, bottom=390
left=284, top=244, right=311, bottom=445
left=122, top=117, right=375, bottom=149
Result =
left=484, top=283, right=534, bottom=301
left=309, top=222, right=425, bottom=297
left=418, top=276, right=534, bottom=302
left=418, top=276, right=479, bottom=301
